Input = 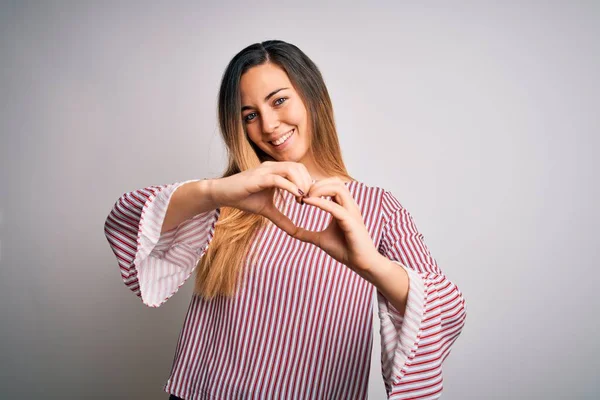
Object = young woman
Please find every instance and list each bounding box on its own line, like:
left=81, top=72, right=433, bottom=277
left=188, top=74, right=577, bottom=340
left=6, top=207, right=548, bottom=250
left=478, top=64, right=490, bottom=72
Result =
left=104, top=40, right=466, bottom=399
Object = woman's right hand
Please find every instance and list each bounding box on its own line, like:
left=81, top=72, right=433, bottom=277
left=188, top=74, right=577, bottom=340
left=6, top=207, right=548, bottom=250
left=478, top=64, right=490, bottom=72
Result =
left=210, top=161, right=314, bottom=231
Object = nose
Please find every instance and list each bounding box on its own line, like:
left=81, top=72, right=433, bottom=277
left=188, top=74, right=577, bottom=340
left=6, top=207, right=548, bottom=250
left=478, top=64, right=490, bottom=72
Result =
left=262, top=108, right=280, bottom=134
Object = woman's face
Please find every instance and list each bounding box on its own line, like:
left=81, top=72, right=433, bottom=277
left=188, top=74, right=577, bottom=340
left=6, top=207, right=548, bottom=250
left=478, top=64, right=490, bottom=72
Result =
left=240, top=63, right=312, bottom=164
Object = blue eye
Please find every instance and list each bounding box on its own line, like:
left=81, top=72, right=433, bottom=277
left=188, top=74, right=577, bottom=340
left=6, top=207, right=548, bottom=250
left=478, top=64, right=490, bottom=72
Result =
left=243, top=98, right=287, bottom=123
left=244, top=112, right=257, bottom=123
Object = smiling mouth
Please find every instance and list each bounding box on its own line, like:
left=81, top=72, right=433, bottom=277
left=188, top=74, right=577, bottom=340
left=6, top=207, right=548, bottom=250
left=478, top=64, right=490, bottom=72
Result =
left=269, top=129, right=294, bottom=146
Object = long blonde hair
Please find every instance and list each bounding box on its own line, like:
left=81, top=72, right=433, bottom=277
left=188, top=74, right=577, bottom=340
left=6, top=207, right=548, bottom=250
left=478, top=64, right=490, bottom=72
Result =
left=194, top=40, right=354, bottom=299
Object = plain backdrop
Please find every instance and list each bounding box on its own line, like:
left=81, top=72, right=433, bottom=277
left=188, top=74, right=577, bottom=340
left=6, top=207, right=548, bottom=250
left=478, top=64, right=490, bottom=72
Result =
left=1, top=1, right=599, bottom=399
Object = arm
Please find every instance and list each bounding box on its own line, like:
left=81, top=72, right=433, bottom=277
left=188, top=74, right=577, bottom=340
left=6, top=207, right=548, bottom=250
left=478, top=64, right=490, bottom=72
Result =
left=161, top=179, right=219, bottom=233
left=369, top=191, right=467, bottom=399
left=103, top=179, right=221, bottom=307
left=361, top=255, right=409, bottom=318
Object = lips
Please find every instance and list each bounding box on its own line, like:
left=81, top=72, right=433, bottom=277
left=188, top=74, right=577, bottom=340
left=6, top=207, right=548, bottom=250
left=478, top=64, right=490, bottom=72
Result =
left=269, top=129, right=294, bottom=146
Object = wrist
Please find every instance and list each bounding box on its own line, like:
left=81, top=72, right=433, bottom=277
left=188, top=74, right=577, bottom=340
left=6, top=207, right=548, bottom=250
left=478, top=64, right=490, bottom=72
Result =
left=198, top=178, right=222, bottom=210
left=356, top=252, right=392, bottom=285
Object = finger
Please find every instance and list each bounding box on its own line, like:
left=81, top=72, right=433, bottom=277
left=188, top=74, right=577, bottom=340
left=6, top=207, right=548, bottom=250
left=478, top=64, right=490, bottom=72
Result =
left=295, top=162, right=314, bottom=196
left=267, top=161, right=310, bottom=197
left=306, top=179, right=360, bottom=214
left=306, top=177, right=343, bottom=197
left=301, top=195, right=349, bottom=223
left=290, top=224, right=321, bottom=249
left=278, top=161, right=312, bottom=195
left=263, top=174, right=303, bottom=201
left=261, top=202, right=303, bottom=237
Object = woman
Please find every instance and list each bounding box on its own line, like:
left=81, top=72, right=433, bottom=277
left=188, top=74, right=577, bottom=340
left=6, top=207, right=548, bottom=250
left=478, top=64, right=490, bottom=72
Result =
left=104, top=40, right=466, bottom=399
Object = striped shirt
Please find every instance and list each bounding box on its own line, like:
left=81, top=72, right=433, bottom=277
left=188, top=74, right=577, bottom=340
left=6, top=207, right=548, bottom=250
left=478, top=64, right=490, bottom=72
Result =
left=104, top=179, right=466, bottom=399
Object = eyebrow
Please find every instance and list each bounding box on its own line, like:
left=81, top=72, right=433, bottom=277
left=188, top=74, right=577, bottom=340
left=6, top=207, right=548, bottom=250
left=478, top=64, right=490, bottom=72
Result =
left=241, top=87, right=290, bottom=112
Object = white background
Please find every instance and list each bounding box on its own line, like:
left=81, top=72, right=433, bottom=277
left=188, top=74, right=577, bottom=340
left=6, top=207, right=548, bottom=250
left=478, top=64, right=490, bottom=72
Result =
left=1, top=1, right=598, bottom=399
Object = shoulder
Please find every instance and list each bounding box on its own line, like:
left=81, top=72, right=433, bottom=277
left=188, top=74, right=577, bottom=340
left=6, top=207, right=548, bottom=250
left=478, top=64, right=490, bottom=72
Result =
left=346, top=180, right=405, bottom=216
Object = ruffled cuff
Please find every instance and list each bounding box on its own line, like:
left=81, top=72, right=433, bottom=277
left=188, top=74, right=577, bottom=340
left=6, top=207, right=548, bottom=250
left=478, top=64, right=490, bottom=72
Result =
left=377, top=260, right=427, bottom=386
left=134, top=179, right=220, bottom=307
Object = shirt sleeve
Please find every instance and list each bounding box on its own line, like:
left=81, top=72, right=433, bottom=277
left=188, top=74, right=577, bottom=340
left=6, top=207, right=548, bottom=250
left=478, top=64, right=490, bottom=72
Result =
left=103, top=179, right=221, bottom=308
left=376, top=190, right=467, bottom=399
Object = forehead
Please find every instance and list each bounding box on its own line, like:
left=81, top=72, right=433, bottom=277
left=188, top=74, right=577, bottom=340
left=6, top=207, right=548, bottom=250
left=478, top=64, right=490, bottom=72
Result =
left=240, top=63, right=292, bottom=101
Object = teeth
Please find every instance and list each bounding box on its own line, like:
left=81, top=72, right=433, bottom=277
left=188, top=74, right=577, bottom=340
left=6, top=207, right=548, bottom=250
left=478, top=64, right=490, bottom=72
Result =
left=272, top=130, right=293, bottom=146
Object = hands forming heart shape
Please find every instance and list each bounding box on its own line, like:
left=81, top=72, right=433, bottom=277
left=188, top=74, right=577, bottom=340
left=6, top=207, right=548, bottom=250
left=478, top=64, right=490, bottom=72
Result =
left=262, top=176, right=382, bottom=276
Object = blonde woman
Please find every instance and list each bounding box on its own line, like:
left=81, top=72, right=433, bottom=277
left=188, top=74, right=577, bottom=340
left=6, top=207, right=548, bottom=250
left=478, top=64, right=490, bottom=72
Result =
left=104, top=40, right=466, bottom=400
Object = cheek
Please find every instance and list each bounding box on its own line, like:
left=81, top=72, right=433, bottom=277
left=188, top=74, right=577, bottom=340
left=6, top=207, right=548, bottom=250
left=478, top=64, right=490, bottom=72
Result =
left=245, top=127, right=262, bottom=146
left=288, top=103, right=308, bottom=126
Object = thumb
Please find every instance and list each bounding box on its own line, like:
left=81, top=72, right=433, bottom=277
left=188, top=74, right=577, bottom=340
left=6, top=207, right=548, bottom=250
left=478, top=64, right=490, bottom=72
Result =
left=261, top=204, right=300, bottom=237
left=261, top=204, right=318, bottom=246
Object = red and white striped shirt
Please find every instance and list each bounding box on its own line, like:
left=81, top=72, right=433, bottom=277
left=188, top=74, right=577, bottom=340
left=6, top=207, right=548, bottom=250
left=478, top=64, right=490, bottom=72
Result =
left=104, top=179, right=466, bottom=399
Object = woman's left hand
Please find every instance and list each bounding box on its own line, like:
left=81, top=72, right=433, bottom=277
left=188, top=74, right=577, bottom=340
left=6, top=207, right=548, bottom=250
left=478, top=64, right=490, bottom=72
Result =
left=289, top=177, right=381, bottom=275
